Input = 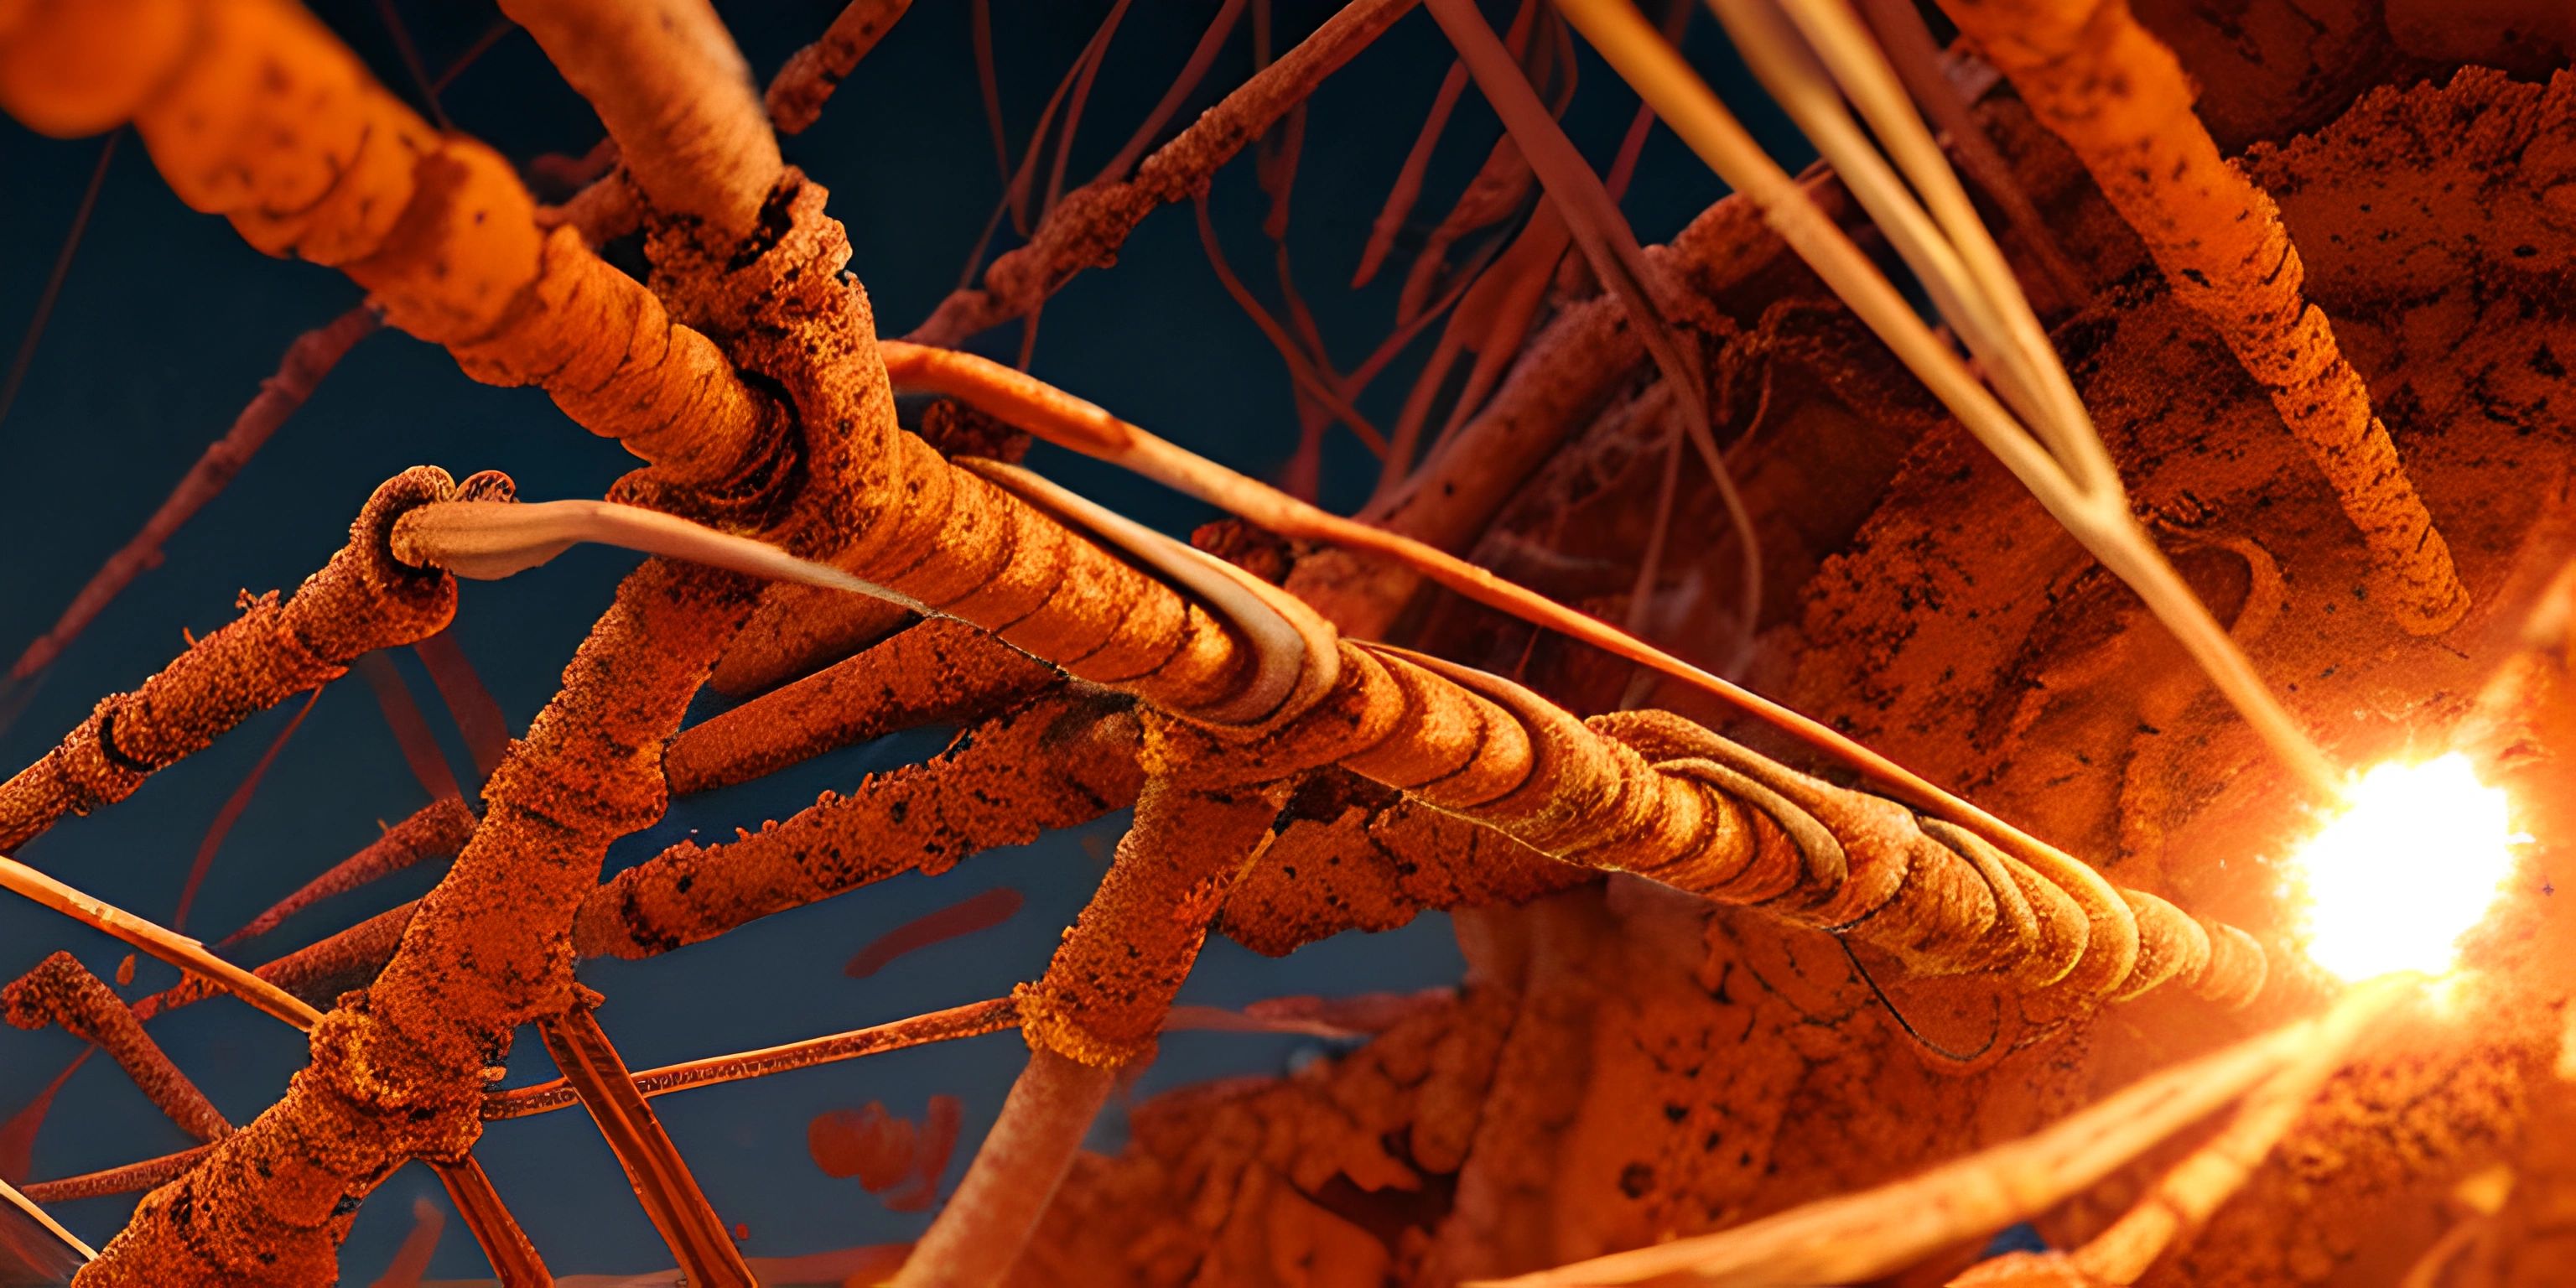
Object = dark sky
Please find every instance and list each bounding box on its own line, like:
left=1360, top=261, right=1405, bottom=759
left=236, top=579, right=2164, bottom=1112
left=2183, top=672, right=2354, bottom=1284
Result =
left=0, top=3, right=1797, bottom=1279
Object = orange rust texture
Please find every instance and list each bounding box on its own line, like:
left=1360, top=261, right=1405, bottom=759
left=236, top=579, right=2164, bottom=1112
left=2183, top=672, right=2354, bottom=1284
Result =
left=1020, top=58, right=2576, bottom=1288
left=1153, top=643, right=2257, bottom=1009
left=667, top=617, right=1054, bottom=793
left=22, top=1146, right=213, bottom=1207
left=1015, top=766, right=1293, bottom=1069
left=0, top=3, right=2468, bottom=1281
left=846, top=330, right=2259, bottom=998
left=711, top=591, right=916, bottom=698
left=2111, top=1026, right=2527, bottom=1287
left=79, top=559, right=756, bottom=1285
left=1773, top=68, right=2576, bottom=1288
left=0, top=0, right=785, bottom=495
left=0, top=468, right=459, bottom=853
left=711, top=399, right=1030, bottom=698
left=1936, top=0, right=2469, bottom=635
left=577, top=693, right=1141, bottom=960
left=3, top=952, right=231, bottom=1144
left=1217, top=773, right=1589, bottom=956
left=766, top=0, right=915, bottom=135
left=494, top=0, right=784, bottom=245
left=127, top=693, right=1128, bottom=1024
left=623, top=174, right=1258, bottom=724
left=1020, top=884, right=1892, bottom=1285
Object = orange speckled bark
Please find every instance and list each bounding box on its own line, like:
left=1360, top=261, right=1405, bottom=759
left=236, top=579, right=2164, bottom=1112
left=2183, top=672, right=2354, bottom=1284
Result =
left=666, top=617, right=1055, bottom=794
left=77, top=558, right=757, bottom=1285
left=1935, top=0, right=2468, bottom=634
left=709, top=591, right=917, bottom=698
left=766, top=0, right=915, bottom=135
left=1015, top=764, right=1293, bottom=1069
left=0, top=468, right=459, bottom=854
left=1218, top=773, right=1589, bottom=955
left=3, top=952, right=231, bottom=1144
left=579, top=694, right=1141, bottom=960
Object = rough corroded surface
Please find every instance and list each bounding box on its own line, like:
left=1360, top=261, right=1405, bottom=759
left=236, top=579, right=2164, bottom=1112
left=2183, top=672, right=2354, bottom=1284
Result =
left=1016, top=65, right=2576, bottom=1288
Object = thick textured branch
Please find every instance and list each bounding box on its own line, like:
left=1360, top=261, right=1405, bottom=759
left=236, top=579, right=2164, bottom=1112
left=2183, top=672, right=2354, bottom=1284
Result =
left=0, top=0, right=791, bottom=500
left=1935, top=0, right=2470, bottom=633
left=0, top=468, right=458, bottom=853
left=79, top=558, right=757, bottom=1284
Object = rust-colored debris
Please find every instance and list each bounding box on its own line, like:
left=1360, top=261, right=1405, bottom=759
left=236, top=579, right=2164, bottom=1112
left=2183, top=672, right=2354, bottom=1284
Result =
left=0, top=3, right=2568, bottom=1288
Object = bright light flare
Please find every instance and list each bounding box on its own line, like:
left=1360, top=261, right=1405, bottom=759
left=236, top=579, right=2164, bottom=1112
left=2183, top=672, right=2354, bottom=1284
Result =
left=2291, top=754, right=2517, bottom=983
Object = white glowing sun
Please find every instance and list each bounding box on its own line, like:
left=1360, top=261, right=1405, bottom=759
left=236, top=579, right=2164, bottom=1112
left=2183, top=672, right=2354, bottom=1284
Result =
left=2291, top=754, right=2519, bottom=984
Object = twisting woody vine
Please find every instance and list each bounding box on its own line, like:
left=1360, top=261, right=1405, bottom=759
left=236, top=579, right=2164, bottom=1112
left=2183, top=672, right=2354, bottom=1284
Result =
left=0, top=0, right=2543, bottom=1285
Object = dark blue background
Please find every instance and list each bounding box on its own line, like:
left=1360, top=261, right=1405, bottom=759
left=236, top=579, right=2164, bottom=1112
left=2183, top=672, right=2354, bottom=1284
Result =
left=0, top=3, right=1797, bottom=1278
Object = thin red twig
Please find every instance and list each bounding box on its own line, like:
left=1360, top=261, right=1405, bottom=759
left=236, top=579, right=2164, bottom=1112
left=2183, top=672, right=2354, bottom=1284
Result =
left=1095, top=0, right=1248, bottom=183
left=4, top=306, right=380, bottom=686
left=373, top=0, right=454, bottom=132
left=413, top=627, right=510, bottom=779
left=1193, top=197, right=1390, bottom=455
left=357, top=651, right=464, bottom=802
left=171, top=687, right=323, bottom=933
left=0, top=131, right=117, bottom=436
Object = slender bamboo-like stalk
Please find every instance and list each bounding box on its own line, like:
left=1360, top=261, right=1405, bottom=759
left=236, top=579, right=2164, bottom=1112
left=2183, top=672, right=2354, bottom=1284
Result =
left=486, top=998, right=1018, bottom=1121
left=2066, top=989, right=2390, bottom=1282
left=0, top=1175, right=95, bottom=1275
left=0, top=856, right=319, bottom=1030
left=1846, top=0, right=2086, bottom=308
left=34, top=1000, right=1020, bottom=1202
left=429, top=1161, right=553, bottom=1288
